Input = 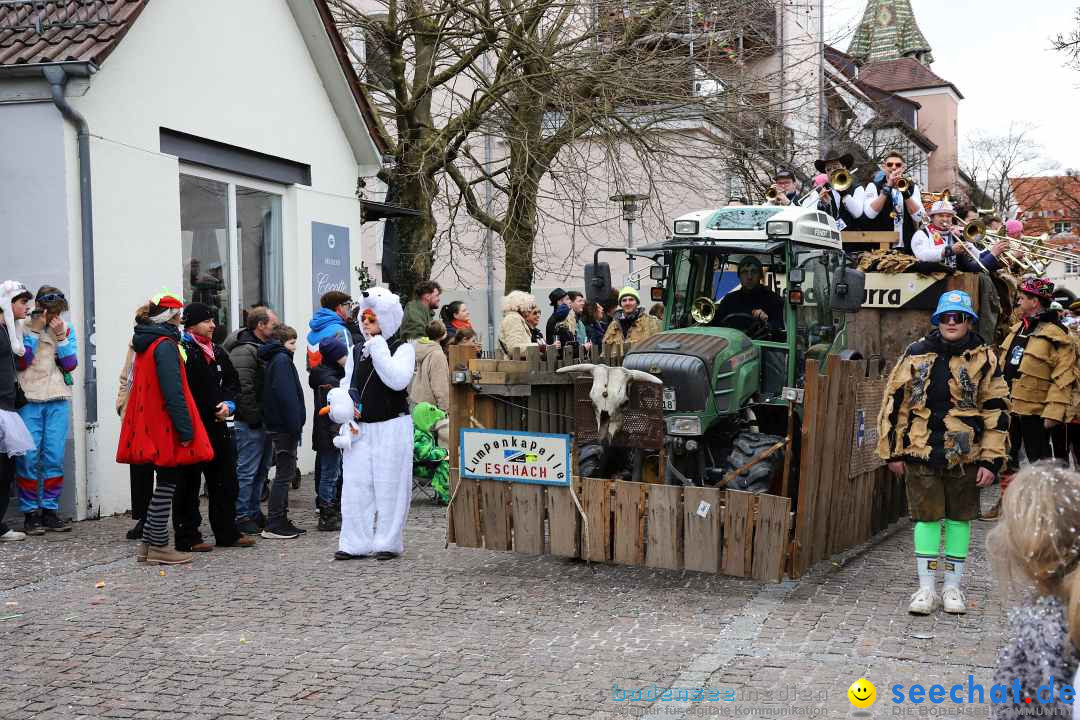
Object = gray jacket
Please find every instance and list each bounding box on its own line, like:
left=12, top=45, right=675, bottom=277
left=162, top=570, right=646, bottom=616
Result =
left=224, top=328, right=265, bottom=426
left=992, top=595, right=1080, bottom=719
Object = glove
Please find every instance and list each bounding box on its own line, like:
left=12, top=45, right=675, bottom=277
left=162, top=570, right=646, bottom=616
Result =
left=901, top=182, right=915, bottom=199
left=872, top=170, right=887, bottom=192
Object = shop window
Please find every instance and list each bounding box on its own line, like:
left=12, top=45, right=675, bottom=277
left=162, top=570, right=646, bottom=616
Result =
left=179, top=172, right=283, bottom=337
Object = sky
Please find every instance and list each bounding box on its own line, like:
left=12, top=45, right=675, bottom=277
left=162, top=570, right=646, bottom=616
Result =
left=824, top=0, right=1080, bottom=174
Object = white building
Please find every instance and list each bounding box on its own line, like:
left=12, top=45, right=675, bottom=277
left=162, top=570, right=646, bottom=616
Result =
left=0, top=0, right=399, bottom=518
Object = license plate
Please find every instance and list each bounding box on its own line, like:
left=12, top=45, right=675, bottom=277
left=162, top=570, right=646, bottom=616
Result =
left=663, top=387, right=676, bottom=411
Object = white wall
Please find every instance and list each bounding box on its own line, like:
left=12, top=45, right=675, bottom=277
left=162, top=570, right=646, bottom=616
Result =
left=0, top=0, right=382, bottom=517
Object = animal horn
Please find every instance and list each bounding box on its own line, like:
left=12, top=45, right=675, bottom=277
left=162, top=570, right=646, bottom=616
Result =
left=557, top=364, right=598, bottom=375
left=621, top=368, right=663, bottom=385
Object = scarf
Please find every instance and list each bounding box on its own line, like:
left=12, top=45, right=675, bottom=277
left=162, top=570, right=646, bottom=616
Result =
left=451, top=318, right=472, bottom=332
left=189, top=332, right=216, bottom=364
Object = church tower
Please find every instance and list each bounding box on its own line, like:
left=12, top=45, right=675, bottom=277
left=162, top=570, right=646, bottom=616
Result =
left=848, top=0, right=934, bottom=66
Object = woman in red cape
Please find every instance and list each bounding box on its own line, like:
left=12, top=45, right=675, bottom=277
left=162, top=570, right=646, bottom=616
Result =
left=116, top=291, right=212, bottom=565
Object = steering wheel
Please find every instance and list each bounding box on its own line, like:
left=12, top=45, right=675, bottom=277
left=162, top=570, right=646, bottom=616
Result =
left=716, top=312, right=771, bottom=340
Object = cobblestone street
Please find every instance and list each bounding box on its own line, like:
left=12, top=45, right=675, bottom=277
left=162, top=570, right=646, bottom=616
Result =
left=1, top=488, right=1006, bottom=720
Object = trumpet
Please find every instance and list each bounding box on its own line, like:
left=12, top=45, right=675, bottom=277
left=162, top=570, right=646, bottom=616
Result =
left=828, top=168, right=853, bottom=193
left=895, top=176, right=914, bottom=193
left=765, top=186, right=780, bottom=201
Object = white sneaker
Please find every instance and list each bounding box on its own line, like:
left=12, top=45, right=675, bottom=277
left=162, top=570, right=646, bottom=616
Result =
left=909, top=587, right=939, bottom=615
left=0, top=529, right=26, bottom=542
left=942, top=587, right=967, bottom=614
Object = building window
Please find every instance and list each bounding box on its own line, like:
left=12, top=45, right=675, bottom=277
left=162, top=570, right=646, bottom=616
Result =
left=1054, top=221, right=1071, bottom=235
left=1067, top=260, right=1080, bottom=275
left=179, top=171, right=283, bottom=337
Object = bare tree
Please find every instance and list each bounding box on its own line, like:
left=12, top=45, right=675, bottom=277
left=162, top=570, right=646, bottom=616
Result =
left=332, top=0, right=825, bottom=295
left=1053, top=7, right=1080, bottom=70
left=960, top=122, right=1059, bottom=217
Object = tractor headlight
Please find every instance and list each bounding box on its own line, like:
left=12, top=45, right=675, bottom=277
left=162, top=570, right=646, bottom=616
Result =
left=667, top=415, right=702, bottom=436
left=673, top=219, right=699, bottom=235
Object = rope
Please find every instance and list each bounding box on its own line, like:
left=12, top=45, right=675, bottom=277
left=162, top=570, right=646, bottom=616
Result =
left=482, top=392, right=577, bottom=422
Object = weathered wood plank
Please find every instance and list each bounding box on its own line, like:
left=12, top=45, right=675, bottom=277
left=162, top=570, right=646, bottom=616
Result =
left=480, top=480, right=512, bottom=551
left=722, top=490, right=754, bottom=578
left=646, top=485, right=683, bottom=570
left=512, top=484, right=545, bottom=555
left=683, top=487, right=721, bottom=574
left=613, top=481, right=646, bottom=566
left=752, top=494, right=791, bottom=582
left=582, top=476, right=612, bottom=562
left=546, top=485, right=581, bottom=558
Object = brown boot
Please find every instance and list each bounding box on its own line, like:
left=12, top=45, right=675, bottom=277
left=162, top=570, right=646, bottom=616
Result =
left=146, top=545, right=193, bottom=565
left=136, top=542, right=148, bottom=563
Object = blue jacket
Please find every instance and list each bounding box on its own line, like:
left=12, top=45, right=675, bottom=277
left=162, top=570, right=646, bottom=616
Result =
left=306, top=309, right=351, bottom=369
left=259, top=341, right=306, bottom=435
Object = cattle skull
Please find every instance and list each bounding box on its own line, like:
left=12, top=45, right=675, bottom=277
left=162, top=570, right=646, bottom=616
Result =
left=557, top=364, right=662, bottom=442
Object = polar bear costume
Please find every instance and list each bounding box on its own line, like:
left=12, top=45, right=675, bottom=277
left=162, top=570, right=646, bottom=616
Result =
left=330, top=287, right=415, bottom=557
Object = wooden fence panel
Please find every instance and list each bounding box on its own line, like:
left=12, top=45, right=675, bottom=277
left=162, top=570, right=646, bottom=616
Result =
left=613, top=482, right=647, bottom=566
left=752, top=494, right=790, bottom=582
left=683, top=487, right=721, bottom=574
left=512, top=485, right=545, bottom=555
left=547, top=485, right=580, bottom=558
left=793, top=361, right=826, bottom=577
left=646, top=485, right=683, bottom=570
left=452, top=476, right=483, bottom=549
left=582, top=477, right=612, bottom=562
left=722, top=490, right=754, bottom=577
left=481, top=481, right=512, bottom=551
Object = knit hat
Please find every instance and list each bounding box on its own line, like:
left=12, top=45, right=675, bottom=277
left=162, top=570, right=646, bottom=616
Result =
left=319, top=336, right=348, bottom=366
left=1005, top=219, right=1024, bottom=238
left=0, top=280, right=32, bottom=356
left=182, top=302, right=215, bottom=328
left=548, top=288, right=568, bottom=307
left=929, top=200, right=954, bottom=217
left=617, top=286, right=640, bottom=304
left=738, top=256, right=763, bottom=272
left=1020, top=277, right=1055, bottom=300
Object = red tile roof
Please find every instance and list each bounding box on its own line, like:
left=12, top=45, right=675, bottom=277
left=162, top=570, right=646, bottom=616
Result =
left=1009, top=176, right=1080, bottom=236
left=0, top=0, right=146, bottom=67
left=858, top=57, right=962, bottom=98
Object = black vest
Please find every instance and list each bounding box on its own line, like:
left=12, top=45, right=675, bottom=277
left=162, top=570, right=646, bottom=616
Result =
left=861, top=185, right=918, bottom=253
left=349, top=339, right=409, bottom=424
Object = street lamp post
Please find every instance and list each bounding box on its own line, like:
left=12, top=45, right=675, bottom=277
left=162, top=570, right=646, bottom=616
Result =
left=610, top=192, right=649, bottom=287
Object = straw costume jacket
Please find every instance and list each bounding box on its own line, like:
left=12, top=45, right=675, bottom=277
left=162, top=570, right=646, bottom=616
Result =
left=877, top=330, right=1010, bottom=472
left=1000, top=315, right=1078, bottom=422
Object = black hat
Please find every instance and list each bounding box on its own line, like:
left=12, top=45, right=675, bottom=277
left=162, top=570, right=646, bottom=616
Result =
left=774, top=167, right=795, bottom=181
left=814, top=148, right=855, bottom=173
left=548, top=288, right=568, bottom=307
left=183, top=302, right=215, bottom=328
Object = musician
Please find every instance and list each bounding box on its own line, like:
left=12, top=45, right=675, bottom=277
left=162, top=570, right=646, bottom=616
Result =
left=911, top=200, right=1006, bottom=272
left=862, top=151, right=925, bottom=253
left=1005, top=219, right=1024, bottom=239
left=765, top=168, right=800, bottom=206
left=986, top=216, right=1004, bottom=235
left=801, top=148, right=865, bottom=231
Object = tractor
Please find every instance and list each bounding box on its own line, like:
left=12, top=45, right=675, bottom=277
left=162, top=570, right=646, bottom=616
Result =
left=585, top=204, right=865, bottom=489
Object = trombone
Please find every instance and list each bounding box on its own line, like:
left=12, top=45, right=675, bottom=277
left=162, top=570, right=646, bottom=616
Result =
left=957, top=220, right=1041, bottom=274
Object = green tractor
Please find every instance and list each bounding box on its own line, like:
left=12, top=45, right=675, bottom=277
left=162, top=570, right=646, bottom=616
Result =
left=585, top=204, right=865, bottom=488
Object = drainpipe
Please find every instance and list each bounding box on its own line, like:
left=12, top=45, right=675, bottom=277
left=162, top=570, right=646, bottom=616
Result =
left=42, top=65, right=97, bottom=425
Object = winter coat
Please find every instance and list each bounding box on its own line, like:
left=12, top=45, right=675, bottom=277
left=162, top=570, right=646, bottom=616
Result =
left=224, top=328, right=265, bottom=426
left=408, top=338, right=450, bottom=411
left=499, top=312, right=535, bottom=354
left=1000, top=313, right=1078, bottom=422
left=602, top=309, right=661, bottom=353
left=585, top=320, right=606, bottom=347
left=546, top=304, right=570, bottom=345
left=305, top=308, right=352, bottom=369
left=309, top=360, right=345, bottom=452
left=0, top=324, right=19, bottom=412
left=991, top=595, right=1080, bottom=719
left=182, top=335, right=239, bottom=435
left=259, top=341, right=306, bottom=436
left=116, top=343, right=135, bottom=418
left=401, top=299, right=433, bottom=341
left=17, top=320, right=77, bottom=402
left=877, top=329, right=1010, bottom=472
left=116, top=323, right=213, bottom=467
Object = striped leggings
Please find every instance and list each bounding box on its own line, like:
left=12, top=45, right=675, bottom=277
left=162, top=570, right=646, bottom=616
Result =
left=143, top=467, right=181, bottom=548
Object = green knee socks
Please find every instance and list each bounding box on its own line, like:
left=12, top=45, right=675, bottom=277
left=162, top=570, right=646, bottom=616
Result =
left=913, top=520, right=970, bottom=592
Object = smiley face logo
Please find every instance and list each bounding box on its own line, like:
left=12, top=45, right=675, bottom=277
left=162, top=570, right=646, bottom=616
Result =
left=848, top=678, right=876, bottom=708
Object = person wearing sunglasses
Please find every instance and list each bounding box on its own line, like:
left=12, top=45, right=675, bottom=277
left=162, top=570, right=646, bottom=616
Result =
left=862, top=150, right=925, bottom=253
left=878, top=290, right=1010, bottom=615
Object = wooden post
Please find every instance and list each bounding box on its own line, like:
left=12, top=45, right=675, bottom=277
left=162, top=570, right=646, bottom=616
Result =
left=448, top=344, right=478, bottom=547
